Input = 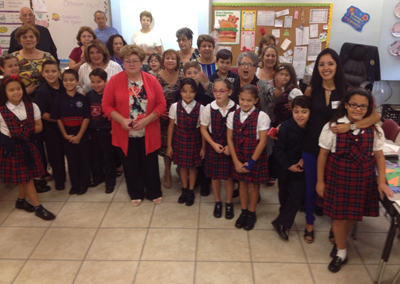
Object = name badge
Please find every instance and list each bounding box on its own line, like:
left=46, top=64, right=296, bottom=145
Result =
left=331, top=101, right=340, bottom=109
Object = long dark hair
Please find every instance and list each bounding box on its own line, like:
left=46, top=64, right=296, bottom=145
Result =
left=239, top=84, right=261, bottom=109
left=310, top=48, right=349, bottom=98
left=276, top=64, right=298, bottom=92
left=106, top=34, right=127, bottom=56
left=0, top=75, right=30, bottom=106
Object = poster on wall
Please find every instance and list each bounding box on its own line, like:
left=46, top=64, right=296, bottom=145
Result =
left=242, top=10, right=256, bottom=30
left=341, top=6, right=370, bottom=32
left=241, top=31, right=255, bottom=51
left=215, top=10, right=241, bottom=45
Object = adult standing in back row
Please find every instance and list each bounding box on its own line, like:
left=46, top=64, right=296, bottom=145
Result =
left=131, top=11, right=163, bottom=71
left=8, top=7, right=58, bottom=62
left=93, top=10, right=119, bottom=45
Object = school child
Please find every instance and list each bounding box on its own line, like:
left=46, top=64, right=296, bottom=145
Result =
left=0, top=75, right=55, bottom=220
left=316, top=87, right=393, bottom=273
left=87, top=68, right=116, bottom=194
left=167, top=77, right=205, bottom=206
left=34, top=60, right=67, bottom=191
left=271, top=96, right=311, bottom=241
left=51, top=69, right=91, bottom=195
left=147, top=53, right=162, bottom=76
left=208, top=49, right=239, bottom=83
left=273, top=64, right=303, bottom=127
left=0, top=55, right=19, bottom=77
left=200, top=78, right=237, bottom=219
left=227, top=84, right=270, bottom=231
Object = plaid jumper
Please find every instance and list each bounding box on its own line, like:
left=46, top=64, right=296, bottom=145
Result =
left=273, top=91, right=291, bottom=126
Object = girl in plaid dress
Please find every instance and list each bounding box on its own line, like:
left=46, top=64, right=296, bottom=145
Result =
left=0, top=75, right=55, bottom=220
left=227, top=84, right=270, bottom=231
left=167, top=78, right=205, bottom=206
left=200, top=78, right=237, bottom=219
left=317, top=88, right=393, bottom=273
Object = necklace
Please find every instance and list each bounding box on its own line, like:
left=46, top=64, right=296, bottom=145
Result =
left=323, top=86, right=335, bottom=96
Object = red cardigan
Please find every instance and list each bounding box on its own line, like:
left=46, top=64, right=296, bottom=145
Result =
left=102, top=70, right=166, bottom=156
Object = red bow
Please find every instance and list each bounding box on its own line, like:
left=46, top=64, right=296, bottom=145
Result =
left=1, top=74, right=22, bottom=86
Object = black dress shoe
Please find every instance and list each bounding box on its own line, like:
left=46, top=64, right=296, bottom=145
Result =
left=69, top=187, right=78, bottom=195
left=244, top=213, right=257, bottom=231
left=105, top=186, right=115, bottom=194
left=15, top=199, right=35, bottom=212
left=77, top=187, right=88, bottom=195
left=55, top=184, right=65, bottom=190
left=235, top=211, right=247, bottom=229
left=35, top=207, right=56, bottom=221
left=328, top=256, right=347, bottom=273
left=330, top=243, right=337, bottom=258
left=34, top=179, right=47, bottom=187
left=178, top=188, right=188, bottom=204
left=271, top=220, right=289, bottom=240
left=35, top=185, right=51, bottom=193
left=185, top=190, right=195, bottom=206
left=200, top=185, right=210, bottom=196
left=90, top=180, right=104, bottom=188
left=225, top=203, right=234, bottom=220
left=213, top=202, right=222, bottom=218
left=232, top=188, right=239, bottom=198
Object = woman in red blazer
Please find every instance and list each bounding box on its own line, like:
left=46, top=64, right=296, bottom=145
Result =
left=102, top=45, right=166, bottom=206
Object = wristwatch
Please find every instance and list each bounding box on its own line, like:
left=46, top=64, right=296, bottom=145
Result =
left=350, top=122, right=356, bottom=131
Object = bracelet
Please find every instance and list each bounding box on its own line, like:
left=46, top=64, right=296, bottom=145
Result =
left=244, top=158, right=256, bottom=171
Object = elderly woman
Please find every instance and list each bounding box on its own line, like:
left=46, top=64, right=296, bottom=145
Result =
left=195, top=34, right=217, bottom=77
left=131, top=11, right=162, bottom=70
left=102, top=45, right=166, bottom=206
left=176, top=27, right=200, bottom=70
left=106, top=34, right=128, bottom=70
left=69, top=26, right=97, bottom=72
left=77, top=40, right=122, bottom=94
left=256, top=46, right=279, bottom=84
left=155, top=49, right=182, bottom=188
left=11, top=25, right=55, bottom=94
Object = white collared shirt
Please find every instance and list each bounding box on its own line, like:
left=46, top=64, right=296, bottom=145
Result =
left=0, top=101, right=41, bottom=136
left=226, top=106, right=270, bottom=140
left=200, top=99, right=238, bottom=133
left=319, top=116, right=385, bottom=152
left=169, top=100, right=204, bottom=127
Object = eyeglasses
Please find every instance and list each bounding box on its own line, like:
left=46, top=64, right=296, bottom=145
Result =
left=21, top=14, right=34, bottom=18
left=348, top=103, right=368, bottom=110
left=238, top=62, right=256, bottom=68
left=176, top=38, right=189, bottom=43
left=124, top=60, right=141, bottom=65
left=212, top=89, right=229, bottom=94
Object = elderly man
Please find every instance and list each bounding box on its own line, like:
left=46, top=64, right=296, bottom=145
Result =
left=8, top=7, right=58, bottom=62
left=94, top=10, right=119, bottom=44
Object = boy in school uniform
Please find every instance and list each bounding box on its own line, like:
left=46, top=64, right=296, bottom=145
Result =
left=271, top=96, right=311, bottom=241
left=208, top=49, right=239, bottom=83
left=51, top=69, right=91, bottom=195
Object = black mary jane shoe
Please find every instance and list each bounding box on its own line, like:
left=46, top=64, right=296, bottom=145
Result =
left=225, top=203, right=234, bottom=220
left=235, top=211, right=247, bottom=229
left=330, top=243, right=337, bottom=258
left=105, top=186, right=115, bottom=194
left=178, top=188, right=188, bottom=204
left=185, top=190, right=195, bottom=206
left=243, top=213, right=257, bottom=231
left=271, top=220, right=289, bottom=241
left=213, top=202, right=222, bottom=218
left=328, top=256, right=347, bottom=273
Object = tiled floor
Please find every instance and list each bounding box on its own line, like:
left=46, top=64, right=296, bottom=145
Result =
left=1, top=162, right=400, bottom=284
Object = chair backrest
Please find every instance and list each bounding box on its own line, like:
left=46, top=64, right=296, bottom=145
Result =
left=381, top=119, right=400, bottom=142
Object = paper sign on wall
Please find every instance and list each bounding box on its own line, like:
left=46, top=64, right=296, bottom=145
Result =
left=257, top=11, right=275, bottom=26
left=341, top=6, right=370, bottom=32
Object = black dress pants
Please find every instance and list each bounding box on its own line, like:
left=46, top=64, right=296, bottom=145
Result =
left=44, top=128, right=66, bottom=187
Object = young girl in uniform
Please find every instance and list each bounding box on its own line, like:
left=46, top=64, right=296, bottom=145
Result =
left=227, top=84, right=270, bottom=230
left=0, top=55, right=19, bottom=77
left=317, top=87, right=393, bottom=273
left=273, top=64, right=303, bottom=126
left=167, top=78, right=205, bottom=206
left=0, top=75, right=55, bottom=220
left=200, top=78, right=237, bottom=219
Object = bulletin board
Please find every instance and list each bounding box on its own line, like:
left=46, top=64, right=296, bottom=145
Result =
left=212, top=3, right=333, bottom=77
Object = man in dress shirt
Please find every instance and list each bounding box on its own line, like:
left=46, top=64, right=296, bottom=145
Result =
left=94, top=11, right=119, bottom=44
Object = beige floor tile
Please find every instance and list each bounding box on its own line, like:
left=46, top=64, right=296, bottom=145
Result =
left=30, top=228, right=96, bottom=260
left=0, top=260, right=25, bottom=284
left=356, top=215, right=391, bottom=233
left=252, top=204, right=281, bottom=230
left=51, top=202, right=108, bottom=228
left=0, top=186, right=19, bottom=201
left=249, top=230, right=306, bottom=262
left=293, top=212, right=333, bottom=232
left=142, top=228, right=197, bottom=261
left=259, top=184, right=280, bottom=204
left=365, top=264, right=400, bottom=283
left=150, top=203, right=199, bottom=228
left=159, top=186, right=185, bottom=203
left=198, top=202, right=238, bottom=229
left=112, top=183, right=131, bottom=202
left=135, top=261, right=194, bottom=284
left=0, top=201, right=15, bottom=225
left=37, top=182, right=72, bottom=202
left=352, top=232, right=400, bottom=264
left=86, top=228, right=147, bottom=260
left=101, top=202, right=153, bottom=228
left=68, top=184, right=116, bottom=202
left=197, top=229, right=251, bottom=261
left=13, top=260, right=81, bottom=284
left=74, top=260, right=138, bottom=284
left=0, top=227, right=46, bottom=259
left=2, top=202, right=63, bottom=227
left=253, top=263, right=313, bottom=284
left=310, top=264, right=372, bottom=284
left=195, top=262, right=253, bottom=284
left=300, top=231, right=362, bottom=264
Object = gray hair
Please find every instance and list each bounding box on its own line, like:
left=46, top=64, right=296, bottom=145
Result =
left=176, top=27, right=194, bottom=40
left=237, top=52, right=259, bottom=66
left=94, top=10, right=106, bottom=18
